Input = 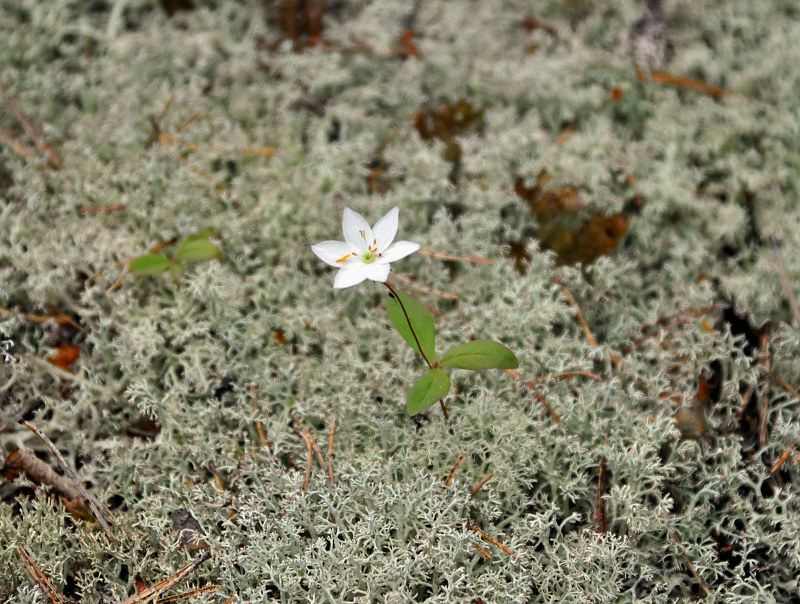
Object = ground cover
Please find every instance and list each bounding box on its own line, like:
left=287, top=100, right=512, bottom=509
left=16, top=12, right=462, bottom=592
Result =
left=2, top=0, right=800, bottom=601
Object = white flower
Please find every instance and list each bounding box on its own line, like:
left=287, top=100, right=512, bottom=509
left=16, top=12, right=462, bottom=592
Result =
left=311, top=206, right=420, bottom=289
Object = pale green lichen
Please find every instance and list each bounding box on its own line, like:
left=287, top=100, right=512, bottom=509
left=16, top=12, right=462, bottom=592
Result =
left=2, top=0, right=800, bottom=601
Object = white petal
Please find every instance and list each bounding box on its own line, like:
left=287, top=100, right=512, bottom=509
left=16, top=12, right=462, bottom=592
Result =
left=311, top=240, right=358, bottom=267
left=342, top=207, right=373, bottom=251
left=372, top=206, right=399, bottom=252
left=333, top=264, right=368, bottom=289
left=361, top=262, right=391, bottom=283
left=378, top=241, right=421, bottom=264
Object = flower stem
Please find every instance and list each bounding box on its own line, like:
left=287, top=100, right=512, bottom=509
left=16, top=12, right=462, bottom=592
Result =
left=384, top=281, right=433, bottom=369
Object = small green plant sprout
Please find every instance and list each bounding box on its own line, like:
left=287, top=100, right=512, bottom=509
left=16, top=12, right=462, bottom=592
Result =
left=129, top=231, right=221, bottom=280
left=311, top=207, right=518, bottom=416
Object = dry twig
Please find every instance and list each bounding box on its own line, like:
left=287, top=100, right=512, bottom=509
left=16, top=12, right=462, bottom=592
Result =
left=668, top=530, right=712, bottom=597
left=469, top=473, right=493, bottom=498
left=445, top=454, right=466, bottom=486
left=327, top=415, right=335, bottom=485
left=18, top=547, right=68, bottom=604
left=119, top=553, right=211, bottom=604
left=770, top=235, right=800, bottom=327
left=555, top=280, right=598, bottom=346
left=466, top=525, right=516, bottom=558
left=18, top=419, right=114, bottom=537
left=418, top=248, right=495, bottom=265
left=758, top=333, right=772, bottom=448
left=507, top=368, right=561, bottom=423
left=771, top=439, right=799, bottom=474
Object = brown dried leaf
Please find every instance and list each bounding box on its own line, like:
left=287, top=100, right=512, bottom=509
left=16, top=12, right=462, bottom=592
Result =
left=268, top=0, right=326, bottom=51
left=413, top=100, right=484, bottom=142
left=47, top=344, right=80, bottom=371
left=513, top=171, right=629, bottom=266
left=514, top=170, right=585, bottom=216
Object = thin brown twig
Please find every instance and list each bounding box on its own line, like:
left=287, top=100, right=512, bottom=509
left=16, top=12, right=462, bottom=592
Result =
left=299, top=429, right=313, bottom=493
left=250, top=385, right=270, bottom=451
left=758, top=333, right=771, bottom=448
left=327, top=415, right=335, bottom=485
left=774, top=373, right=800, bottom=401
left=18, top=419, right=114, bottom=537
left=445, top=454, right=466, bottom=486
left=17, top=547, right=66, bottom=604
left=418, top=248, right=495, bottom=265
left=771, top=439, right=799, bottom=474
left=469, top=473, right=493, bottom=498
left=207, top=462, right=225, bottom=491
left=76, top=204, right=126, bottom=214
left=156, top=584, right=221, bottom=602
left=637, top=68, right=739, bottom=100
left=473, top=544, right=492, bottom=559
left=538, top=371, right=603, bottom=384
left=555, top=280, right=598, bottom=346
left=668, top=530, right=712, bottom=597
left=0, top=306, right=84, bottom=332
left=119, top=553, right=211, bottom=604
left=507, top=368, right=561, bottom=423
left=391, top=272, right=458, bottom=301
left=0, top=128, right=33, bottom=160
left=304, top=426, right=326, bottom=470
left=466, top=525, right=516, bottom=558
left=738, top=384, right=755, bottom=421
left=770, top=235, right=800, bottom=326
left=595, top=426, right=611, bottom=534
left=0, top=82, right=64, bottom=169
left=622, top=305, right=727, bottom=353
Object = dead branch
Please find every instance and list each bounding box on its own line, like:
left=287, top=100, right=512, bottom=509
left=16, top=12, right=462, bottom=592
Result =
left=18, top=419, right=113, bottom=537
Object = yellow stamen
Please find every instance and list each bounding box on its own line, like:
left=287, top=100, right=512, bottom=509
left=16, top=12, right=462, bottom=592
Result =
left=335, top=253, right=352, bottom=263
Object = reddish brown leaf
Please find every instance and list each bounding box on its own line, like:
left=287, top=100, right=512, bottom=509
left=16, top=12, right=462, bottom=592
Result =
left=513, top=171, right=629, bottom=266
left=47, top=344, right=80, bottom=371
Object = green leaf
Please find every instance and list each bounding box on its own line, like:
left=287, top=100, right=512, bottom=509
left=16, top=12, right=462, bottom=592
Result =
left=387, top=291, right=435, bottom=363
left=438, top=340, right=519, bottom=370
left=176, top=237, right=221, bottom=262
left=169, top=261, right=185, bottom=280
left=129, top=254, right=171, bottom=275
left=407, top=369, right=451, bottom=415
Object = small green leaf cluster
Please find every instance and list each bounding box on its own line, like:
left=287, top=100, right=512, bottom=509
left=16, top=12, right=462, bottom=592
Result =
left=387, top=291, right=519, bottom=415
left=129, top=231, right=221, bottom=280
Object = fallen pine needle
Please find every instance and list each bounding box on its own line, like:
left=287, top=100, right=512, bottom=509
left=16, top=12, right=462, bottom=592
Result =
left=466, top=525, right=516, bottom=558
left=469, top=473, right=493, bottom=498
left=419, top=248, right=495, bottom=265
left=119, top=553, right=211, bottom=604
left=445, top=454, right=466, bottom=486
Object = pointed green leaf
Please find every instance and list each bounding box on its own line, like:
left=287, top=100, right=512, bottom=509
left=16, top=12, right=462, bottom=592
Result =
left=129, top=254, right=171, bottom=275
left=407, top=369, right=450, bottom=415
left=176, top=237, right=221, bottom=262
left=438, top=340, right=519, bottom=370
left=387, top=291, right=435, bottom=363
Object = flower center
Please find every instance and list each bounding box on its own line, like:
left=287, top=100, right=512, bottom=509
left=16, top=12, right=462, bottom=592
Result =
left=362, top=250, right=376, bottom=263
